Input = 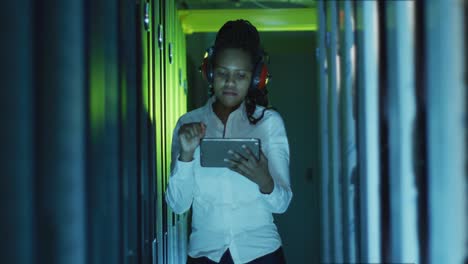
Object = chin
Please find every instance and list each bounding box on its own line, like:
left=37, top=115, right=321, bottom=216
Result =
left=219, top=98, right=243, bottom=108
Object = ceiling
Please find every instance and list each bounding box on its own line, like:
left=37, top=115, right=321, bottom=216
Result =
left=176, top=0, right=316, bottom=9
left=176, top=0, right=318, bottom=34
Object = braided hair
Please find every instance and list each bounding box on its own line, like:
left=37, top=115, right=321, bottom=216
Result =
left=211, top=19, right=273, bottom=125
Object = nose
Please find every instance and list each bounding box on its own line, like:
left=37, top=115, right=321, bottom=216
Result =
left=224, top=73, right=236, bottom=86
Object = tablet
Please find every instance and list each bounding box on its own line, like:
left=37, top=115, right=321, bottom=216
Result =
left=200, top=138, right=261, bottom=167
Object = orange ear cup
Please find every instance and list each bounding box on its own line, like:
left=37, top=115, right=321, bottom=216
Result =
left=200, top=47, right=215, bottom=85
left=250, top=54, right=270, bottom=91
left=256, top=64, right=269, bottom=90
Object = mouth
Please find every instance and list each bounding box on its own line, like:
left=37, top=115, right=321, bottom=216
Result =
left=222, top=90, right=238, bottom=96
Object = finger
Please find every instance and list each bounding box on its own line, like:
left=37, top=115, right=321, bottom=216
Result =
left=200, top=123, right=206, bottom=137
left=190, top=123, right=205, bottom=139
left=228, top=155, right=253, bottom=175
left=187, top=127, right=195, bottom=138
left=234, top=151, right=256, bottom=171
left=189, top=127, right=199, bottom=138
left=194, top=124, right=201, bottom=136
left=259, top=149, right=268, bottom=162
left=181, top=128, right=192, bottom=138
left=228, top=150, right=247, bottom=162
left=178, top=126, right=188, bottom=136
left=191, top=126, right=200, bottom=138
left=197, top=123, right=206, bottom=138
left=228, top=165, right=243, bottom=176
left=224, top=158, right=240, bottom=171
left=194, top=123, right=201, bottom=133
left=234, top=161, right=252, bottom=175
left=225, top=158, right=250, bottom=176
left=241, top=145, right=258, bottom=162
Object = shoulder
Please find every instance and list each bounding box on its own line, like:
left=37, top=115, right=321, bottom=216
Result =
left=177, top=106, right=206, bottom=124
left=253, top=106, right=285, bottom=126
left=172, top=106, right=207, bottom=133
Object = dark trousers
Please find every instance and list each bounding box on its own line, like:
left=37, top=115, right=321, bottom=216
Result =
left=187, top=247, right=286, bottom=264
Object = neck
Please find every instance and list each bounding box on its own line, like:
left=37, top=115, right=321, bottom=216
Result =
left=212, top=101, right=241, bottom=125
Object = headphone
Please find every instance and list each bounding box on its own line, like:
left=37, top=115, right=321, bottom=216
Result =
left=200, top=46, right=270, bottom=92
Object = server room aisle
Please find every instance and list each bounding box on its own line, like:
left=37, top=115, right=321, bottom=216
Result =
left=1, top=1, right=466, bottom=264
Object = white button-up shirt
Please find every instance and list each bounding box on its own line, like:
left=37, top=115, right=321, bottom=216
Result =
left=165, top=96, right=293, bottom=263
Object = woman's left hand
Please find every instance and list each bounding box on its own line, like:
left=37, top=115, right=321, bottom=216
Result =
left=224, top=145, right=274, bottom=194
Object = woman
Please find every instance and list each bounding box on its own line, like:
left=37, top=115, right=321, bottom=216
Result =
left=166, top=19, right=292, bottom=264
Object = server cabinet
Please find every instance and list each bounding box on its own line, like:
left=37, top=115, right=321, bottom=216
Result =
left=140, top=1, right=189, bottom=263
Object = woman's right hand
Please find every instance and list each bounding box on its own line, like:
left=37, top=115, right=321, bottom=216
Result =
left=178, top=122, right=206, bottom=161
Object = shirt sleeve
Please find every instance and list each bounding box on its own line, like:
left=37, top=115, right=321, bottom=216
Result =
left=165, top=119, right=196, bottom=214
left=259, top=112, right=293, bottom=214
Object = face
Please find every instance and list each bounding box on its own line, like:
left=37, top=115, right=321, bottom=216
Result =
left=212, top=48, right=253, bottom=109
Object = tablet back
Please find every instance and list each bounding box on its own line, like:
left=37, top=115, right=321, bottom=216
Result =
left=200, top=138, right=261, bottom=167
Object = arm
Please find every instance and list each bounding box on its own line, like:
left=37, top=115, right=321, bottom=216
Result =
left=165, top=120, right=205, bottom=214
left=225, top=112, right=293, bottom=214
left=259, top=113, right=293, bottom=214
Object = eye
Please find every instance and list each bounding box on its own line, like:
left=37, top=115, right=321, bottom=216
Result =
left=215, top=69, right=227, bottom=78
left=237, top=72, right=247, bottom=79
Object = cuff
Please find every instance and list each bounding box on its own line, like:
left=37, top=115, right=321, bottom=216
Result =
left=171, top=154, right=195, bottom=179
left=259, top=181, right=293, bottom=214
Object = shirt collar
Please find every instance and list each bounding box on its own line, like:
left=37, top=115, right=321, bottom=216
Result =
left=205, top=95, right=248, bottom=122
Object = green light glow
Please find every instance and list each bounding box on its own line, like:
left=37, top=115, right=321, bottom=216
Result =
left=147, top=1, right=188, bottom=190
left=120, top=65, right=127, bottom=123
left=148, top=39, right=153, bottom=123
left=179, top=8, right=318, bottom=34
left=141, top=23, right=150, bottom=122
left=89, top=52, right=106, bottom=137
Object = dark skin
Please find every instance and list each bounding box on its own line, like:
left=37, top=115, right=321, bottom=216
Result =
left=177, top=48, right=274, bottom=194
